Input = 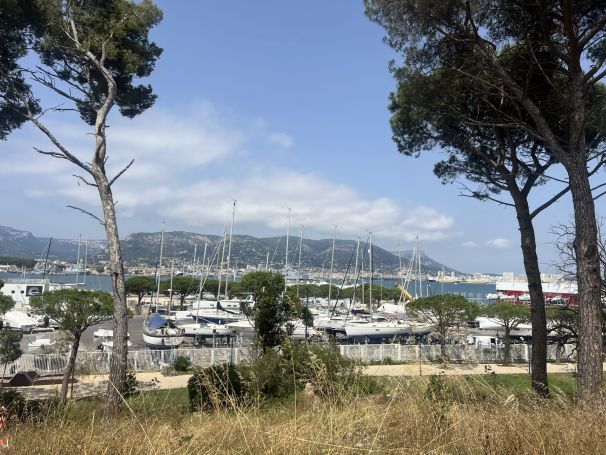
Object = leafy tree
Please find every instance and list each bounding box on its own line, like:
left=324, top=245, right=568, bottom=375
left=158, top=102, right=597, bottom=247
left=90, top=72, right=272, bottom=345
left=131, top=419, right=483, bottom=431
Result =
left=0, top=0, right=163, bottom=415
left=125, top=276, right=154, bottom=306
left=242, top=272, right=294, bottom=352
left=366, top=0, right=606, bottom=404
left=546, top=305, right=578, bottom=364
left=481, top=302, right=531, bottom=365
left=0, top=330, right=22, bottom=387
left=0, top=295, right=15, bottom=316
left=380, top=45, right=606, bottom=396
left=160, top=276, right=200, bottom=307
left=407, top=294, right=479, bottom=358
left=30, top=289, right=113, bottom=402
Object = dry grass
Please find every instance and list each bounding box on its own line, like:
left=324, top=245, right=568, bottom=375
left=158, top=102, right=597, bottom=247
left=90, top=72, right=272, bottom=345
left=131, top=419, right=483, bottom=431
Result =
left=5, top=374, right=606, bottom=454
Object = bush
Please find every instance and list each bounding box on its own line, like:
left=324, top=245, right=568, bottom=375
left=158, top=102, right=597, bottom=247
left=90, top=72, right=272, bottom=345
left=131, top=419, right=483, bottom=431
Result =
left=248, top=350, right=297, bottom=400
left=0, top=390, right=55, bottom=423
left=187, top=364, right=249, bottom=412
left=124, top=369, right=139, bottom=398
left=173, top=356, right=192, bottom=372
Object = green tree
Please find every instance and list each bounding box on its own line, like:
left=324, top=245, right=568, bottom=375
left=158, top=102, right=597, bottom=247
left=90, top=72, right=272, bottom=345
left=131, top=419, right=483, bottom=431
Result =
left=481, top=302, right=531, bottom=365
left=407, top=294, right=479, bottom=358
left=125, top=276, right=154, bottom=306
left=0, top=295, right=15, bottom=316
left=546, top=305, right=578, bottom=364
left=0, top=330, right=22, bottom=387
left=160, top=276, right=200, bottom=307
left=242, top=272, right=293, bottom=352
left=365, top=0, right=606, bottom=404
left=0, top=0, right=163, bottom=415
left=379, top=47, right=606, bottom=396
left=30, top=289, right=113, bottom=402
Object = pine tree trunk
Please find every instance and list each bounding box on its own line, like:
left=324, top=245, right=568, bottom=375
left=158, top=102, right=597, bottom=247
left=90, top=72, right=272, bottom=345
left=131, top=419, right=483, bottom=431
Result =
left=440, top=327, right=447, bottom=359
left=567, top=159, right=603, bottom=404
left=509, top=191, right=549, bottom=395
left=60, top=335, right=80, bottom=402
left=94, top=170, right=128, bottom=417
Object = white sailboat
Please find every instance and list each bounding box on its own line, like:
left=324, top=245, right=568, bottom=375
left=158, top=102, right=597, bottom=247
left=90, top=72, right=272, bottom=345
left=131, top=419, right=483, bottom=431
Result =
left=93, top=328, right=133, bottom=352
left=143, top=223, right=184, bottom=349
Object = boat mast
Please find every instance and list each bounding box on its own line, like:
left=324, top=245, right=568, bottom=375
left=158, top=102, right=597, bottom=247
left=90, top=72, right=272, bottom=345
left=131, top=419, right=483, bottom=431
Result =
left=297, top=224, right=303, bottom=298
left=202, top=243, right=207, bottom=277
left=42, top=237, right=52, bottom=280
left=217, top=229, right=227, bottom=300
left=265, top=249, right=270, bottom=271
left=328, top=225, right=336, bottom=308
left=192, top=244, right=197, bottom=276
left=353, top=238, right=359, bottom=305
left=398, top=244, right=404, bottom=303
left=168, top=251, right=175, bottom=314
left=225, top=200, right=237, bottom=298
left=369, top=231, right=373, bottom=312
left=155, top=222, right=165, bottom=307
left=75, top=234, right=81, bottom=287
left=83, top=236, right=88, bottom=288
left=285, top=208, right=291, bottom=290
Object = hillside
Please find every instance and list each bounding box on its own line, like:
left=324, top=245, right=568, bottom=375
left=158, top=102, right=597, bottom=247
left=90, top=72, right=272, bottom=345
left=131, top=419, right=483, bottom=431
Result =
left=0, top=226, right=458, bottom=274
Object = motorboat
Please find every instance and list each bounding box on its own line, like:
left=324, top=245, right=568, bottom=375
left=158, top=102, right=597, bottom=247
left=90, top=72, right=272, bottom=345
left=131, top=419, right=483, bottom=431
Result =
left=27, top=333, right=57, bottom=353
left=3, top=310, right=40, bottom=333
left=178, top=322, right=233, bottom=337
left=142, top=313, right=184, bottom=349
left=92, top=328, right=133, bottom=352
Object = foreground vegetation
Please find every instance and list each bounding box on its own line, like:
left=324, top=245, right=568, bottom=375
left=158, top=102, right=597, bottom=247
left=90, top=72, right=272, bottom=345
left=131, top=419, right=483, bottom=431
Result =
left=3, top=373, right=605, bottom=454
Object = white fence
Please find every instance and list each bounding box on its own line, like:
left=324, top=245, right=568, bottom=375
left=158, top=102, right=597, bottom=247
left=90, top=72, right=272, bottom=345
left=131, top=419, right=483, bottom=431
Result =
left=338, top=343, right=576, bottom=364
left=4, top=343, right=576, bottom=376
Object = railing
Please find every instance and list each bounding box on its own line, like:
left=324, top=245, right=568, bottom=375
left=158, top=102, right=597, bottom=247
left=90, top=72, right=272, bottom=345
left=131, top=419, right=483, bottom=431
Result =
left=2, top=343, right=576, bottom=377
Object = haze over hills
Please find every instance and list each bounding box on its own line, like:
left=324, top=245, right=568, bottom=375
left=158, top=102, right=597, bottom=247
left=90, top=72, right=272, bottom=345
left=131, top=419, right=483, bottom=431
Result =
left=0, top=226, right=459, bottom=274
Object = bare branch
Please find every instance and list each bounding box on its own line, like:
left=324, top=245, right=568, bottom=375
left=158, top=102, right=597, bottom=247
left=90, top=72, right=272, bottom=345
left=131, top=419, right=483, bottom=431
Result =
left=66, top=205, right=104, bottom=226
left=73, top=174, right=97, bottom=187
left=108, top=159, right=134, bottom=187
left=530, top=185, right=570, bottom=219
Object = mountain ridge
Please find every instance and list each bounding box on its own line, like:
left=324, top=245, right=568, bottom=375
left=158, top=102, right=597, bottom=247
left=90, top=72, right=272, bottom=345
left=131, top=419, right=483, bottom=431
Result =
left=0, top=226, right=459, bottom=274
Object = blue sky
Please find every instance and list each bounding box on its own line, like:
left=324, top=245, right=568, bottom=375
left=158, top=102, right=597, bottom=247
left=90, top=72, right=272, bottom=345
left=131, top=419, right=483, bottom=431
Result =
left=2, top=1, right=602, bottom=273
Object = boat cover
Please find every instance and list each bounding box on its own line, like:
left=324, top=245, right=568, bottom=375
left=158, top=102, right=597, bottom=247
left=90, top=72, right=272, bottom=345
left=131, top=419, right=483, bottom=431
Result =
left=147, top=313, right=168, bottom=330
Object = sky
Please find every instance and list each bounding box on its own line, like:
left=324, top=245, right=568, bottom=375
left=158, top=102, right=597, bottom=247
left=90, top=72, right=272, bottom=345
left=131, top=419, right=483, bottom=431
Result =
left=2, top=1, right=604, bottom=274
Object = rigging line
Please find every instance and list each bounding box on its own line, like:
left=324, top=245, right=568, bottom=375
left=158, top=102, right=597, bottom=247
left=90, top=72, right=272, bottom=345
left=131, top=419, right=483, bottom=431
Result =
left=344, top=235, right=370, bottom=322
left=196, top=230, right=225, bottom=299
left=269, top=222, right=287, bottom=268
left=329, top=239, right=357, bottom=318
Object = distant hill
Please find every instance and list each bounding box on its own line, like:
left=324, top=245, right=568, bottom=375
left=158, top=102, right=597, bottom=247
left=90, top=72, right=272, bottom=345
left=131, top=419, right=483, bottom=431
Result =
left=0, top=226, right=458, bottom=274
left=0, top=226, right=104, bottom=261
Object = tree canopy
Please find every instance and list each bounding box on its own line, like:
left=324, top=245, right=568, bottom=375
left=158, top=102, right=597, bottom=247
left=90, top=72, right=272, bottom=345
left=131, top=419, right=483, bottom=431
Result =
left=365, top=0, right=606, bottom=403
left=407, top=294, right=479, bottom=357
left=125, top=276, right=154, bottom=305
left=482, top=302, right=531, bottom=364
left=30, top=288, right=113, bottom=402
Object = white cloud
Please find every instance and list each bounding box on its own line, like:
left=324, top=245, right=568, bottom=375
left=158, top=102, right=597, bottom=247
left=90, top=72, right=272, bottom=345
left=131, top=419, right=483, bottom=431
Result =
left=401, top=207, right=455, bottom=231
left=7, top=101, right=457, bottom=243
left=267, top=132, right=294, bottom=148
left=485, top=238, right=509, bottom=248
left=462, top=241, right=479, bottom=248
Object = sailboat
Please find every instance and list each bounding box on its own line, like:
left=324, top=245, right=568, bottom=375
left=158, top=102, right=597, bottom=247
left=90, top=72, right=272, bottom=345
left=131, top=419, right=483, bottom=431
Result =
left=142, top=223, right=184, bottom=349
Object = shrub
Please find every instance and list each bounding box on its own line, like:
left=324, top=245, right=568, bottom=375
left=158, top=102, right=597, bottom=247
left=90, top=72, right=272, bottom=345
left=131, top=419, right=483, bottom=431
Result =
left=187, top=364, right=249, bottom=412
left=0, top=390, right=56, bottom=423
left=173, top=356, right=192, bottom=372
left=124, top=369, right=139, bottom=398
left=248, top=350, right=297, bottom=400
